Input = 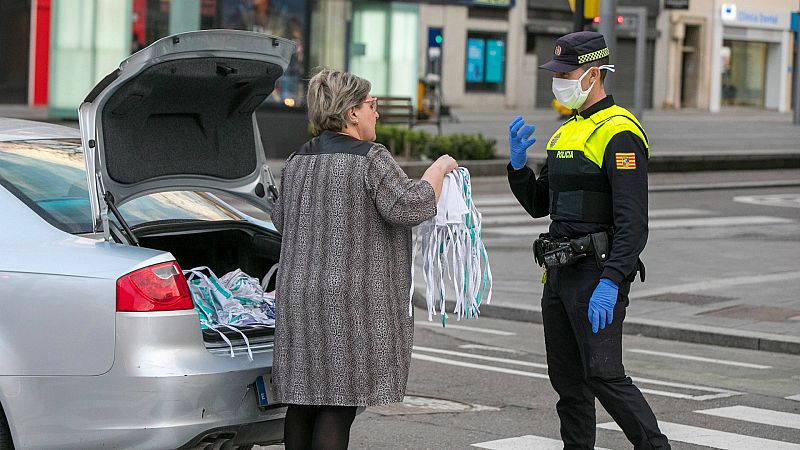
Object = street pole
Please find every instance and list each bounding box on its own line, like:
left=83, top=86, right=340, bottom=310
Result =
left=599, top=0, right=617, bottom=93
left=574, top=0, right=585, bottom=32
left=794, top=11, right=799, bottom=125
left=632, top=8, right=647, bottom=119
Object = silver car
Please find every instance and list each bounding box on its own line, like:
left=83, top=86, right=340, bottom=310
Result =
left=0, top=30, right=295, bottom=450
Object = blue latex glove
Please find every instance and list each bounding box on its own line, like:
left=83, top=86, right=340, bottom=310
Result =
left=509, top=116, right=537, bottom=170
left=588, top=278, right=619, bottom=333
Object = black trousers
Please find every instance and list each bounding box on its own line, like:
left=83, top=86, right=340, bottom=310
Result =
left=542, top=258, right=670, bottom=450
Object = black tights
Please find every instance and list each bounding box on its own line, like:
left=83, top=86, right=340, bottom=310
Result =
left=284, top=404, right=358, bottom=450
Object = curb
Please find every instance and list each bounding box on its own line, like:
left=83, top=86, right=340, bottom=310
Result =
left=398, top=152, right=800, bottom=178
left=412, top=291, right=800, bottom=355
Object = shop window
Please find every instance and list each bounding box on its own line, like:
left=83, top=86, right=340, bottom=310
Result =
left=132, top=0, right=309, bottom=108
left=721, top=39, right=767, bottom=108
left=465, top=32, right=506, bottom=93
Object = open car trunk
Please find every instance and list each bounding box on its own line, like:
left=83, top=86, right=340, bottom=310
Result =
left=134, top=220, right=281, bottom=356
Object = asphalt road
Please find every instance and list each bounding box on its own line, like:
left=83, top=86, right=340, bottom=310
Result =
left=259, top=314, right=800, bottom=449
left=347, top=315, right=800, bottom=449
left=258, top=171, right=800, bottom=449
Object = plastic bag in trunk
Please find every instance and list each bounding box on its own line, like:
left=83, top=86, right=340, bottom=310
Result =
left=184, top=266, right=277, bottom=360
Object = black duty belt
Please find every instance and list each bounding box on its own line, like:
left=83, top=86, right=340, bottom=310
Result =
left=533, top=232, right=645, bottom=282
left=533, top=231, right=610, bottom=270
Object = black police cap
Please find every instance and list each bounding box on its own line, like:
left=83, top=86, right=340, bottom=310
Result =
left=539, top=31, right=609, bottom=73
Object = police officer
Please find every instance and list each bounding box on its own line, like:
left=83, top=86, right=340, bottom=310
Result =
left=507, top=31, right=670, bottom=449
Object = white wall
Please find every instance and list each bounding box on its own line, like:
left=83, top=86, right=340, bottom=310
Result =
left=418, top=2, right=530, bottom=108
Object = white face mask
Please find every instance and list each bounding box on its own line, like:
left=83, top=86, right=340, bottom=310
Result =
left=552, top=65, right=615, bottom=110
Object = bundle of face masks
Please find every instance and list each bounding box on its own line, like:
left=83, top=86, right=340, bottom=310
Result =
left=184, top=266, right=277, bottom=361
left=411, top=167, right=493, bottom=326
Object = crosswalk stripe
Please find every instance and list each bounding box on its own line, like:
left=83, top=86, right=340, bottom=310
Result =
left=471, top=435, right=610, bottom=450
left=482, top=215, right=794, bottom=235
left=473, top=197, right=519, bottom=207
left=627, top=349, right=772, bottom=369
left=414, top=321, right=516, bottom=336
left=597, top=421, right=800, bottom=449
left=413, top=346, right=549, bottom=369
left=648, top=216, right=794, bottom=229
left=697, top=406, right=800, bottom=430
left=480, top=208, right=718, bottom=226
left=481, top=215, right=548, bottom=226
left=479, top=205, right=528, bottom=214
left=411, top=351, right=741, bottom=401
left=787, top=394, right=800, bottom=402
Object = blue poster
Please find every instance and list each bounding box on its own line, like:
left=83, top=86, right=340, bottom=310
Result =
left=485, top=39, right=505, bottom=84
left=466, top=38, right=485, bottom=83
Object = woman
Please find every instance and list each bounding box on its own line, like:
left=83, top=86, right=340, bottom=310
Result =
left=271, top=69, right=458, bottom=449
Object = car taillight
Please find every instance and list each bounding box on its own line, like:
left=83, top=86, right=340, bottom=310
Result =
left=116, top=262, right=194, bottom=312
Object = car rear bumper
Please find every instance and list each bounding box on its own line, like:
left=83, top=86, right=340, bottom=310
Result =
left=1, top=310, right=284, bottom=450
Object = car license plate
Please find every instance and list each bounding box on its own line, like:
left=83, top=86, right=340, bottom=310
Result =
left=254, top=370, right=275, bottom=409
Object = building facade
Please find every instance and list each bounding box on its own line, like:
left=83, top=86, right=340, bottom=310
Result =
left=3, top=0, right=796, bottom=115
left=653, top=0, right=796, bottom=111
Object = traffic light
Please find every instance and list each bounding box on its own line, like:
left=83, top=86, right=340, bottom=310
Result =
left=568, top=0, right=600, bottom=19
left=428, top=28, right=443, bottom=49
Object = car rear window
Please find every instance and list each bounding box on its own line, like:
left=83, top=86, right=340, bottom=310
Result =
left=0, top=139, right=93, bottom=233
left=0, top=139, right=242, bottom=235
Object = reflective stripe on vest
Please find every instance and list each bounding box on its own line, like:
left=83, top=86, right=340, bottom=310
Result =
left=545, top=105, right=649, bottom=224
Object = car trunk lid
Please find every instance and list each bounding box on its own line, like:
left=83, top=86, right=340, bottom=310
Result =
left=78, top=30, right=296, bottom=240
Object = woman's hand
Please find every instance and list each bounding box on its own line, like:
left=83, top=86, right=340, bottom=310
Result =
left=422, top=154, right=459, bottom=201
left=432, top=154, right=458, bottom=175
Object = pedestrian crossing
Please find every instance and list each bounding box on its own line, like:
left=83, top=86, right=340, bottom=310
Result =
left=473, top=195, right=795, bottom=237
left=471, top=404, right=800, bottom=449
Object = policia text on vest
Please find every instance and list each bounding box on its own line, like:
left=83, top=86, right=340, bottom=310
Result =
left=506, top=31, right=671, bottom=450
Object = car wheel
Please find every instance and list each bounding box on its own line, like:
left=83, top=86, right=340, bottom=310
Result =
left=0, top=409, right=13, bottom=450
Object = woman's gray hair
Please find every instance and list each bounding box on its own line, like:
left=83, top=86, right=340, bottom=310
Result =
left=306, top=68, right=372, bottom=136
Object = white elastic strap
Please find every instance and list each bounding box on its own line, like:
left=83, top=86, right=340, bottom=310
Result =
left=599, top=64, right=616, bottom=72
left=261, top=263, right=280, bottom=291
left=205, top=323, right=235, bottom=358
left=220, top=324, right=254, bottom=362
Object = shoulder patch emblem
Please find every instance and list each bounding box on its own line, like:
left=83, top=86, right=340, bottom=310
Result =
left=549, top=132, right=561, bottom=147
left=615, top=152, right=636, bottom=170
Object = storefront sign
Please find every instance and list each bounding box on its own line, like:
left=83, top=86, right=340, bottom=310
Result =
left=466, top=39, right=486, bottom=83
left=485, top=39, right=505, bottom=83
left=664, top=0, right=689, bottom=10
left=721, top=4, right=790, bottom=30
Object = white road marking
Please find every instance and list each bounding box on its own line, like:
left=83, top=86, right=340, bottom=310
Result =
left=627, top=349, right=772, bottom=369
left=413, top=346, right=548, bottom=369
left=598, top=421, right=800, bottom=449
left=478, top=205, right=529, bottom=214
left=411, top=353, right=550, bottom=380
left=787, top=394, right=800, bottom=402
left=481, top=214, right=548, bottom=226
left=484, top=215, right=794, bottom=235
left=479, top=208, right=713, bottom=226
left=632, top=270, right=800, bottom=298
left=734, top=194, right=800, bottom=208
left=411, top=352, right=742, bottom=401
left=648, top=208, right=715, bottom=218
left=473, top=197, right=520, bottom=207
left=414, top=321, right=516, bottom=336
left=697, top=406, right=800, bottom=430
left=458, top=344, right=526, bottom=355
left=472, top=435, right=611, bottom=450
left=648, top=216, right=794, bottom=229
